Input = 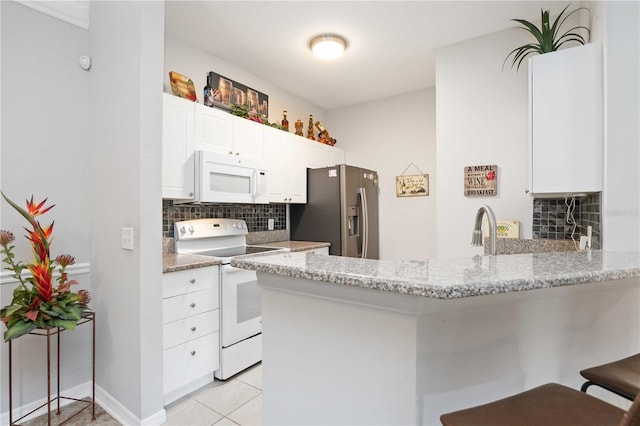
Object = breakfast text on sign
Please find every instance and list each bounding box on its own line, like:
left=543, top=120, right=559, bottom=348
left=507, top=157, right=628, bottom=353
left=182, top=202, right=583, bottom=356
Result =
left=464, top=165, right=498, bottom=196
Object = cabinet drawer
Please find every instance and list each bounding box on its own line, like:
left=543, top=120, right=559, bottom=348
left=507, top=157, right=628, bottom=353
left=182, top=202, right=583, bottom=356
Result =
left=163, top=309, right=219, bottom=350
left=163, top=332, right=219, bottom=395
left=163, top=288, right=219, bottom=324
left=163, top=266, right=219, bottom=299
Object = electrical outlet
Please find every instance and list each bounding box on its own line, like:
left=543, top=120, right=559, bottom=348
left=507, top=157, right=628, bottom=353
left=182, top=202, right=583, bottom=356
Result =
left=268, top=218, right=275, bottom=230
left=121, top=227, right=134, bottom=250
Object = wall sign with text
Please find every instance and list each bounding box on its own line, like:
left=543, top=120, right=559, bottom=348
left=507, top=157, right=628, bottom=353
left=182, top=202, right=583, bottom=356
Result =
left=396, top=174, right=429, bottom=197
left=464, top=165, right=498, bottom=196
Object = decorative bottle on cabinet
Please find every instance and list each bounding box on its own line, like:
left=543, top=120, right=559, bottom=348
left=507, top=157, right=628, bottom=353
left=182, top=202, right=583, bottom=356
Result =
left=307, top=115, right=315, bottom=140
left=282, top=111, right=289, bottom=131
left=203, top=75, right=214, bottom=108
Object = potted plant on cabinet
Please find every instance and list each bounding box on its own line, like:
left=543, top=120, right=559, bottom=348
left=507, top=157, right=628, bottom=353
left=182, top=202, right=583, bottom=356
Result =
left=503, top=3, right=590, bottom=71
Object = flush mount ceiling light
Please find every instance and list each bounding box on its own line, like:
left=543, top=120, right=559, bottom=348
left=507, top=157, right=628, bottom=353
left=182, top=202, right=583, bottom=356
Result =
left=309, top=34, right=347, bottom=60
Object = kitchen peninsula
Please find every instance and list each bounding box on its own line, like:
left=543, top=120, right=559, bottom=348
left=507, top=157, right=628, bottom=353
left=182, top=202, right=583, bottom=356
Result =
left=232, top=250, right=640, bottom=425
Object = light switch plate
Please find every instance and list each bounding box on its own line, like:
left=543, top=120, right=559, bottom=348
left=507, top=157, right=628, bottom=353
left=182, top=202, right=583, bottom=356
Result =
left=121, top=227, right=134, bottom=250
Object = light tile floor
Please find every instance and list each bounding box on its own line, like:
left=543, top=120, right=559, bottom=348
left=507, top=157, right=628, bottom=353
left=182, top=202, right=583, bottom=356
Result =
left=19, top=363, right=263, bottom=426
left=163, top=362, right=263, bottom=426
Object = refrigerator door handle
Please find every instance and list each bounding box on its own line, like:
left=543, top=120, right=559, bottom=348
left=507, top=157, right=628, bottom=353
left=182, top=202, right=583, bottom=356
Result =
left=358, top=187, right=368, bottom=258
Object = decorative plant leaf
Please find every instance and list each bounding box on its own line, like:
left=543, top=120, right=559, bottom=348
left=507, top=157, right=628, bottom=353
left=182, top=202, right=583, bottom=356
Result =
left=51, top=318, right=78, bottom=330
left=503, top=3, right=590, bottom=72
left=4, top=320, right=37, bottom=341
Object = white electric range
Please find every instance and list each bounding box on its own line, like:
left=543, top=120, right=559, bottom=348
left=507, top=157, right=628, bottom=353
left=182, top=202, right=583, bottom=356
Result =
left=174, top=218, right=285, bottom=379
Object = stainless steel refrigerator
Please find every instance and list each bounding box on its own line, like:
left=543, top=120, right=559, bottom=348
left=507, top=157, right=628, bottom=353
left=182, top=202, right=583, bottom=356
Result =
left=290, top=164, right=379, bottom=259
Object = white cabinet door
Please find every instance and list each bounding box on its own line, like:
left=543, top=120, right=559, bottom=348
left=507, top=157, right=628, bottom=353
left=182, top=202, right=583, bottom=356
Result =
left=529, top=43, right=603, bottom=194
left=286, top=133, right=307, bottom=203
left=306, top=140, right=345, bottom=169
left=194, top=103, right=233, bottom=154
left=328, top=146, right=345, bottom=167
left=232, top=117, right=264, bottom=161
left=306, top=140, right=329, bottom=169
left=263, top=127, right=307, bottom=203
left=162, top=93, right=195, bottom=200
left=263, top=126, right=287, bottom=202
left=163, top=332, right=219, bottom=395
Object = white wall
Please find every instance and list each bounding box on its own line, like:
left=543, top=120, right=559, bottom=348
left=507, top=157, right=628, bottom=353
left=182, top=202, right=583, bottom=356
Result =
left=594, top=1, right=640, bottom=251
left=0, top=0, right=92, bottom=416
left=164, top=35, right=327, bottom=128
left=435, top=28, right=533, bottom=259
left=89, top=1, right=164, bottom=424
left=328, top=89, right=437, bottom=260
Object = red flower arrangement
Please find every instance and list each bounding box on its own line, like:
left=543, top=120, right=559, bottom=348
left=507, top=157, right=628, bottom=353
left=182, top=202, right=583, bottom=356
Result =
left=0, top=192, right=91, bottom=341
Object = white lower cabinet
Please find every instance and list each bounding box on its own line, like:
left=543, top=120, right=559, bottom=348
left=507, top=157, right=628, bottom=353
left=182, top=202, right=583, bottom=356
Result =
left=299, top=247, right=330, bottom=255
left=162, top=266, right=220, bottom=404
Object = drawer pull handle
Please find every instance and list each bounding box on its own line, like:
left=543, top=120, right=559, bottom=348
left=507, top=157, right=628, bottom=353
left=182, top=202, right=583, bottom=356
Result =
left=189, top=278, right=196, bottom=284
left=190, top=350, right=196, bottom=356
left=190, top=303, right=196, bottom=308
left=191, top=326, right=196, bottom=332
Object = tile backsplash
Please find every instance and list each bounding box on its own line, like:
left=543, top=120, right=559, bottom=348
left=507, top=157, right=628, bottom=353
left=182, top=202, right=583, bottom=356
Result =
left=532, top=192, right=601, bottom=249
left=162, top=200, right=286, bottom=238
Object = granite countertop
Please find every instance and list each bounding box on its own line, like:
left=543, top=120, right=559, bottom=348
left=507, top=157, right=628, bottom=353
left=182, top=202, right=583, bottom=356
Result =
left=230, top=250, right=640, bottom=299
left=162, top=240, right=330, bottom=272
left=259, top=240, right=331, bottom=252
left=163, top=253, right=221, bottom=273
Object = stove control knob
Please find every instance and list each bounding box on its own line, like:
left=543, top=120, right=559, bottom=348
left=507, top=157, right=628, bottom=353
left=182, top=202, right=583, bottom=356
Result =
left=232, top=223, right=237, bottom=229
left=179, top=226, right=186, bottom=236
left=188, top=225, right=194, bottom=234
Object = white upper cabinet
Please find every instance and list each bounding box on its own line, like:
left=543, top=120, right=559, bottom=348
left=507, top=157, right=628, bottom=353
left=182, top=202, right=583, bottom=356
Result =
left=162, top=93, right=195, bottom=200
left=194, top=103, right=263, bottom=161
left=529, top=43, right=603, bottom=195
left=163, top=93, right=345, bottom=204
left=263, top=125, right=307, bottom=203
left=232, top=117, right=264, bottom=161
left=306, top=140, right=345, bottom=169
left=194, top=103, right=233, bottom=154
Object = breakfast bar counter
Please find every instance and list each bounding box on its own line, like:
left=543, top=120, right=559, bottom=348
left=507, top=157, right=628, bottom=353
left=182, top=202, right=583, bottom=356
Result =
left=232, top=250, right=640, bottom=425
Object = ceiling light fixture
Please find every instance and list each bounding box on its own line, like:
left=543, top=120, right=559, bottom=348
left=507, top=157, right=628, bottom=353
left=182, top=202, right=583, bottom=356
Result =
left=309, top=34, right=347, bottom=60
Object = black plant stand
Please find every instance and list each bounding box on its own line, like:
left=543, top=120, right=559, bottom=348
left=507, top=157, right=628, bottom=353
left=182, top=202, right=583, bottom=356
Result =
left=8, top=311, right=95, bottom=426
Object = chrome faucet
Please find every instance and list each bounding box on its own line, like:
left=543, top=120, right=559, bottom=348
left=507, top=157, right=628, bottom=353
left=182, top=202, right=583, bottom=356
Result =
left=471, top=205, right=497, bottom=255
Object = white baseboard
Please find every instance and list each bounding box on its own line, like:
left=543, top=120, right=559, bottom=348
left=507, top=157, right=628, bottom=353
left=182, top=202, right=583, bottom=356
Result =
left=0, top=381, right=91, bottom=425
left=96, top=385, right=166, bottom=426
left=0, top=382, right=166, bottom=426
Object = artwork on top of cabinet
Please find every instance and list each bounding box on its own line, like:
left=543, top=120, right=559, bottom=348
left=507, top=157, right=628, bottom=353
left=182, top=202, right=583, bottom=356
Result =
left=208, top=71, right=269, bottom=121
left=295, top=119, right=304, bottom=136
left=464, top=165, right=497, bottom=196
left=169, top=71, right=197, bottom=102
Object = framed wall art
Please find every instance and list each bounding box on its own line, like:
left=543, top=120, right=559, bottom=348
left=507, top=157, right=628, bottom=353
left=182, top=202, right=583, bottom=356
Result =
left=464, top=165, right=497, bottom=196
left=208, top=72, right=269, bottom=120
left=396, top=174, right=429, bottom=197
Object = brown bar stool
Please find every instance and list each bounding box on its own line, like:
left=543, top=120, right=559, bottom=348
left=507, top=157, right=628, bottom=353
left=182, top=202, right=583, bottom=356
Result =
left=440, top=382, right=640, bottom=426
left=581, top=353, right=640, bottom=401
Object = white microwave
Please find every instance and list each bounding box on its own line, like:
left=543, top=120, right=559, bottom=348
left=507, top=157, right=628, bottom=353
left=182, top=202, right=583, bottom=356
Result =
left=194, top=150, right=268, bottom=204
